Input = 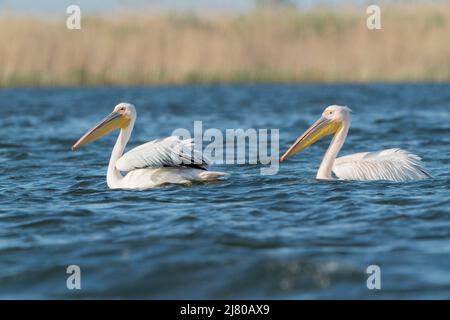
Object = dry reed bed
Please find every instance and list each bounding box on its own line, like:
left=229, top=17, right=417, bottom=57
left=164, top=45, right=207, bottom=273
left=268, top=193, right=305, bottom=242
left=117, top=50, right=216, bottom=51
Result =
left=0, top=5, right=449, bottom=86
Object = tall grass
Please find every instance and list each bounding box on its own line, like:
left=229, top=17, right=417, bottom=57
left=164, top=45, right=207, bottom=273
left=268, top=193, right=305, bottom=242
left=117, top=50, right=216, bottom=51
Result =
left=1, top=5, right=450, bottom=87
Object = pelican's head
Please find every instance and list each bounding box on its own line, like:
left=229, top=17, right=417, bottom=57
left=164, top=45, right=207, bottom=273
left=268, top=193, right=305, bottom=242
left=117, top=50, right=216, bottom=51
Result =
left=71, top=103, right=136, bottom=151
left=280, top=105, right=351, bottom=161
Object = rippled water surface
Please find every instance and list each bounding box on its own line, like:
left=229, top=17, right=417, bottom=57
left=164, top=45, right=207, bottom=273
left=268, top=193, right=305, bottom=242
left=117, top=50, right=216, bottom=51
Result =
left=0, top=84, right=449, bottom=299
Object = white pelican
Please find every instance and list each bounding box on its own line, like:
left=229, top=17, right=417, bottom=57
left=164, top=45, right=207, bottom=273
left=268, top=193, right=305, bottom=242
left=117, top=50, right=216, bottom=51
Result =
left=71, top=103, right=227, bottom=190
left=280, top=105, right=430, bottom=182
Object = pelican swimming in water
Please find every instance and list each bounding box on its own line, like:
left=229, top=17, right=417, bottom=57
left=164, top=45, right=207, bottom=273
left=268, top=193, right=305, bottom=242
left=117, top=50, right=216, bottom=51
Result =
left=280, top=105, right=430, bottom=182
left=71, top=103, right=227, bottom=190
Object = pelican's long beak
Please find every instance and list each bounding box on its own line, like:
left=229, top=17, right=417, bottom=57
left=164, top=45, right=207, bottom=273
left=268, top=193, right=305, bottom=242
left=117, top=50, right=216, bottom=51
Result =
left=71, top=111, right=130, bottom=151
left=280, top=116, right=341, bottom=162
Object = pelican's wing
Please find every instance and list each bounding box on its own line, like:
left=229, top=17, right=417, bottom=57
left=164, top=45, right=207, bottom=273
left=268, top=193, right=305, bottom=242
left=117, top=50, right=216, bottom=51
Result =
left=333, top=148, right=431, bottom=182
left=115, top=136, right=209, bottom=172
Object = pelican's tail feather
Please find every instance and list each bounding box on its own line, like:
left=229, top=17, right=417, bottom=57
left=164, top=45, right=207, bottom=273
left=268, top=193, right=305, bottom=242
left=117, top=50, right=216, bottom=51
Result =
left=198, top=171, right=229, bottom=181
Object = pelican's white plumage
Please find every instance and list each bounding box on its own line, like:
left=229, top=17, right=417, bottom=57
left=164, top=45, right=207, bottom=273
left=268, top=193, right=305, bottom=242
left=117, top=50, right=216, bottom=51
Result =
left=280, top=105, right=430, bottom=182
left=333, top=148, right=429, bottom=181
left=116, top=136, right=207, bottom=172
left=72, top=103, right=227, bottom=190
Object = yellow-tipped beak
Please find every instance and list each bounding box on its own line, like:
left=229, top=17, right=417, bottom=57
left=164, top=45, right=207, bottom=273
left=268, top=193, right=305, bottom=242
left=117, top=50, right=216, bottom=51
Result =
left=71, top=111, right=130, bottom=151
left=280, top=116, right=341, bottom=162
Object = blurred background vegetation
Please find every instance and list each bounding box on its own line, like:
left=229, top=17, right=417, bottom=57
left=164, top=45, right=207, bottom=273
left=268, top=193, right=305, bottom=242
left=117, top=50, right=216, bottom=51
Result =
left=0, top=1, right=449, bottom=87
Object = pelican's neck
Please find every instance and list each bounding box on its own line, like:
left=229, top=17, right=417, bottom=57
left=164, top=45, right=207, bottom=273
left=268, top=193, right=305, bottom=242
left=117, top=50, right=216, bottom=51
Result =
left=316, top=119, right=350, bottom=180
left=107, top=120, right=134, bottom=188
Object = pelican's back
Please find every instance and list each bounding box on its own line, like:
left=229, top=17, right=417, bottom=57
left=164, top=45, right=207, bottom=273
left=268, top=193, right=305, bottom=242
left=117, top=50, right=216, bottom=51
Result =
left=333, top=148, right=431, bottom=182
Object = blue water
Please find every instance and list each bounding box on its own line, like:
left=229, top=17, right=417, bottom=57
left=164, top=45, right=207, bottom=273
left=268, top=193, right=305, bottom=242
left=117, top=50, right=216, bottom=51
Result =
left=0, top=84, right=449, bottom=299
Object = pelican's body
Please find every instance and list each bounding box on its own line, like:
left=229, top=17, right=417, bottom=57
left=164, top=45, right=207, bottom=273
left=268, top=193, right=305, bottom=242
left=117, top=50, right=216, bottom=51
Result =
left=72, top=103, right=226, bottom=190
left=280, top=105, right=430, bottom=182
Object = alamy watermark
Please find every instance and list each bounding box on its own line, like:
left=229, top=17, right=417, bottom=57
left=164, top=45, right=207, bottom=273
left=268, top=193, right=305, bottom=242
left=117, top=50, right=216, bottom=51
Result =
left=67, top=4, right=382, bottom=31
left=366, top=5, right=382, bottom=30
left=65, top=264, right=382, bottom=291
left=366, top=265, right=381, bottom=290
left=66, top=265, right=81, bottom=290
left=172, top=121, right=280, bottom=175
left=66, top=5, right=81, bottom=30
